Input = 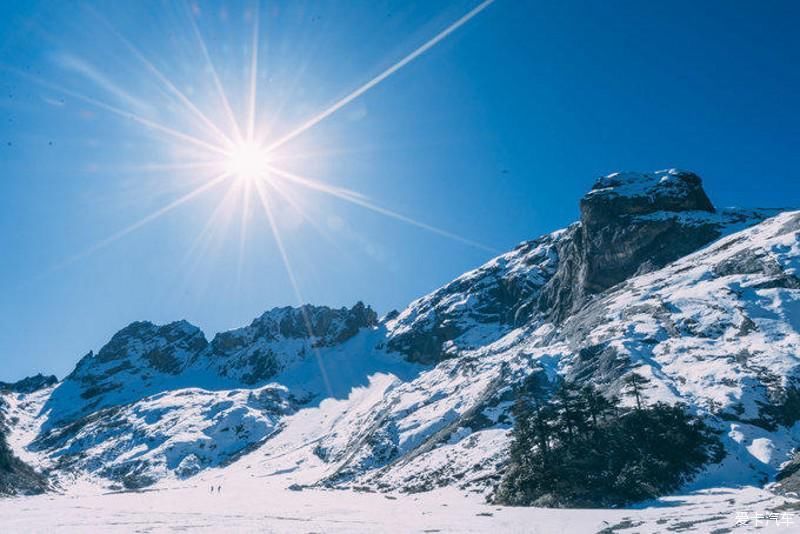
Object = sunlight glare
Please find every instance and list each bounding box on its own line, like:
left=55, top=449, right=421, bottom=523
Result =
left=226, top=142, right=271, bottom=183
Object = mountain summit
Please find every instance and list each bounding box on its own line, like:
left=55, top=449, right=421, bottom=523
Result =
left=540, top=169, right=778, bottom=321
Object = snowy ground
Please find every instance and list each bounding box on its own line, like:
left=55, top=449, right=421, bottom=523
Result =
left=1, top=481, right=795, bottom=533
left=4, top=367, right=800, bottom=532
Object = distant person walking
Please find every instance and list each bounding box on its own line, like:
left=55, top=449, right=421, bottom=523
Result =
left=217, top=485, right=222, bottom=493
left=210, top=485, right=214, bottom=494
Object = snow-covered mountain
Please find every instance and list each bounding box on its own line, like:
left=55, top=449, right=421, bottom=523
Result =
left=2, top=169, right=799, bottom=505
left=45, top=303, right=377, bottom=424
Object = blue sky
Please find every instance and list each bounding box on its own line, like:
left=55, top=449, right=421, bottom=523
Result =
left=1, top=0, right=799, bottom=381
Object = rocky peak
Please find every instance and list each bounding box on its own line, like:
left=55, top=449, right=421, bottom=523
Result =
left=580, top=169, right=715, bottom=227
left=0, top=374, right=58, bottom=394
left=211, top=302, right=378, bottom=353
left=78, top=319, right=208, bottom=375
left=538, top=169, right=770, bottom=321
left=43, top=319, right=211, bottom=425
left=42, top=302, right=379, bottom=424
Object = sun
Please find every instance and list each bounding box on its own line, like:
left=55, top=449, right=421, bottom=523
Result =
left=225, top=142, right=271, bottom=183
left=48, top=0, right=496, bottom=273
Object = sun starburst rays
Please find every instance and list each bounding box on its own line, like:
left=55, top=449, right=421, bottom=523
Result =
left=186, top=2, right=245, bottom=146
left=264, top=0, right=496, bottom=153
left=246, top=0, right=261, bottom=144
left=31, top=0, right=497, bottom=308
left=88, top=7, right=238, bottom=151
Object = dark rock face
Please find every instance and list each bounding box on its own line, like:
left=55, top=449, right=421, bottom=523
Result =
left=256, top=302, right=378, bottom=347
left=0, top=433, right=49, bottom=496
left=774, top=453, right=800, bottom=496
left=206, top=302, right=378, bottom=382
left=104, top=321, right=207, bottom=370
left=540, top=170, right=752, bottom=321
left=0, top=400, right=49, bottom=496
left=579, top=170, right=715, bottom=292
left=579, top=170, right=715, bottom=226
left=0, top=374, right=57, bottom=394
left=334, top=301, right=380, bottom=344
left=538, top=218, right=723, bottom=322
left=209, top=302, right=378, bottom=355
left=70, top=320, right=208, bottom=379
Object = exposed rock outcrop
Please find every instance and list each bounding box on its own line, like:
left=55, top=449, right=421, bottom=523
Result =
left=0, top=374, right=57, bottom=394
left=385, top=232, right=563, bottom=364
left=204, top=302, right=378, bottom=385
left=538, top=169, right=775, bottom=321
left=0, top=399, right=49, bottom=496
left=43, top=302, right=378, bottom=426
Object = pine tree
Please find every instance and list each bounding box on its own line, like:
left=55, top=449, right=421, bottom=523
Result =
left=580, top=385, right=615, bottom=432
left=554, top=381, right=593, bottom=442
left=622, top=372, right=652, bottom=410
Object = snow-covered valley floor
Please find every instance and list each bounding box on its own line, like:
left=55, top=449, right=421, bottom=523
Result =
left=4, top=372, right=800, bottom=532
left=1, top=482, right=794, bottom=533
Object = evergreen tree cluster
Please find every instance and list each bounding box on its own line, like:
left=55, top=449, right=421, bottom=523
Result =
left=494, top=373, right=724, bottom=508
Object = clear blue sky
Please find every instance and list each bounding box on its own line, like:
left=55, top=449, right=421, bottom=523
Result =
left=1, top=0, right=798, bottom=381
